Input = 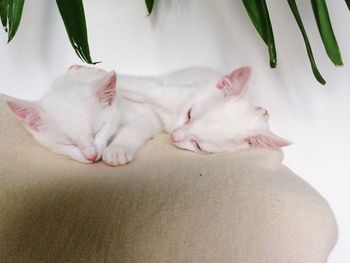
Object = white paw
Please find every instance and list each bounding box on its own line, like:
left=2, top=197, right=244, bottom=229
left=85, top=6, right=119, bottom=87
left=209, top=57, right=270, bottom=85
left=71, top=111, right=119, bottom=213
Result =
left=102, top=145, right=135, bottom=166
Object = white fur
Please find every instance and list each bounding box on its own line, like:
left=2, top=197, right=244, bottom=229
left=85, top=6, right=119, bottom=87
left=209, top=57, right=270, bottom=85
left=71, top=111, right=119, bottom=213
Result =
left=117, top=67, right=288, bottom=155
left=4, top=65, right=289, bottom=166
left=5, top=71, right=120, bottom=163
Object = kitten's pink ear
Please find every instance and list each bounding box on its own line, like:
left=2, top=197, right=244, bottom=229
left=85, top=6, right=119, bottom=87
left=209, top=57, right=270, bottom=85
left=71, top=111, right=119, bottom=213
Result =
left=245, top=131, right=291, bottom=148
left=6, top=99, right=43, bottom=131
left=216, top=66, right=252, bottom=99
left=93, top=71, right=117, bottom=106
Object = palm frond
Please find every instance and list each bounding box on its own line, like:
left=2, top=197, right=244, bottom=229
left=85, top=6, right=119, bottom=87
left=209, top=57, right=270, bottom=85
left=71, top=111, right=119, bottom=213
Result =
left=0, top=0, right=25, bottom=43
left=145, top=0, right=154, bottom=16
left=311, top=0, right=343, bottom=66
left=56, top=0, right=97, bottom=64
left=287, top=0, right=326, bottom=84
left=345, top=0, right=350, bottom=11
left=242, top=0, right=277, bottom=68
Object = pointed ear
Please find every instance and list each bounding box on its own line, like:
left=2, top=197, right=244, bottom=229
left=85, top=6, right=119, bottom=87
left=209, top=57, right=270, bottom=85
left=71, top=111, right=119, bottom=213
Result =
left=6, top=99, right=43, bottom=131
left=216, top=66, right=252, bottom=99
left=244, top=131, right=291, bottom=148
left=92, top=71, right=117, bottom=106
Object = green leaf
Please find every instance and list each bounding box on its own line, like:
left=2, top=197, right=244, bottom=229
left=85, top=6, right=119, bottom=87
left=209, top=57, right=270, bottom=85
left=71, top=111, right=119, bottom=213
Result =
left=0, top=0, right=8, bottom=31
left=345, top=0, right=350, bottom=11
left=145, top=0, right=154, bottom=16
left=287, top=0, right=326, bottom=85
left=242, top=0, right=277, bottom=68
left=56, top=0, right=96, bottom=64
left=311, top=0, right=343, bottom=66
left=0, top=0, right=25, bottom=42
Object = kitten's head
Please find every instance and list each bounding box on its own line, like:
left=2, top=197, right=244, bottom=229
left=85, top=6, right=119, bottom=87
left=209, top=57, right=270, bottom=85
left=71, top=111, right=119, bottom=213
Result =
left=6, top=66, right=119, bottom=163
left=170, top=67, right=290, bottom=153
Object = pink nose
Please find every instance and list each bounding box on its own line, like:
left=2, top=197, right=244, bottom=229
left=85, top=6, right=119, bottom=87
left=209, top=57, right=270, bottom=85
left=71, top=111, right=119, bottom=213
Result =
left=82, top=146, right=98, bottom=162
left=86, top=153, right=98, bottom=162
left=170, top=130, right=185, bottom=143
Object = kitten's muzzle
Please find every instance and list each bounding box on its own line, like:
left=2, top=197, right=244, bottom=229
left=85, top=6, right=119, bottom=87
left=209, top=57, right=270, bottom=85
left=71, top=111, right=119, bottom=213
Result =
left=86, top=153, right=98, bottom=162
left=81, top=146, right=99, bottom=162
left=170, top=129, right=185, bottom=143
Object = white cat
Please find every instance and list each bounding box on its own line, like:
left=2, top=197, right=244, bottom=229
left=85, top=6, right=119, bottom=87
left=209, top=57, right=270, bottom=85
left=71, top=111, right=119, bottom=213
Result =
left=4, top=68, right=120, bottom=163
left=4, top=65, right=289, bottom=166
left=117, top=66, right=289, bottom=155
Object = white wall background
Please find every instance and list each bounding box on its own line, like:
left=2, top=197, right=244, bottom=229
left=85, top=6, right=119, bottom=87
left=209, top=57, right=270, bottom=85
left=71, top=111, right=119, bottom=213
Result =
left=0, top=0, right=349, bottom=261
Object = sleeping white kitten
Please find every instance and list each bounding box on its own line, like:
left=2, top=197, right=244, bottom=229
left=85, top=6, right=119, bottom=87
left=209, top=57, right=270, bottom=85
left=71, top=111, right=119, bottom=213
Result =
left=117, top=66, right=289, bottom=155
left=4, top=69, right=120, bottom=163
left=4, top=65, right=289, bottom=166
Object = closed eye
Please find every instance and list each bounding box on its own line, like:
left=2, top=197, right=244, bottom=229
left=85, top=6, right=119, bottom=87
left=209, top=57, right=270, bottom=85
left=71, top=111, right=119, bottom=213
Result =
left=185, top=108, right=192, bottom=124
left=57, top=142, right=78, bottom=147
left=56, top=138, right=78, bottom=147
left=191, top=139, right=202, bottom=151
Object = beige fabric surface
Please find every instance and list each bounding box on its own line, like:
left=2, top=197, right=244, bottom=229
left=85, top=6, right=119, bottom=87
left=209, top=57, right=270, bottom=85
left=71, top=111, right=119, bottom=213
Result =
left=0, top=100, right=338, bottom=263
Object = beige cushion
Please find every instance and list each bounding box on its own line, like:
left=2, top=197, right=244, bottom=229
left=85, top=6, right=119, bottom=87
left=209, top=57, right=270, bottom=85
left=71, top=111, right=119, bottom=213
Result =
left=0, top=100, right=337, bottom=263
